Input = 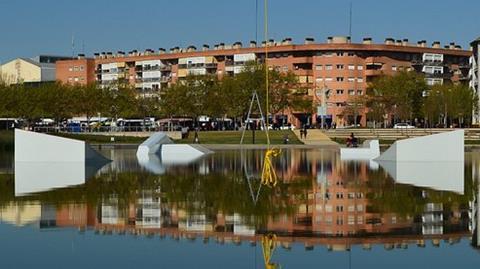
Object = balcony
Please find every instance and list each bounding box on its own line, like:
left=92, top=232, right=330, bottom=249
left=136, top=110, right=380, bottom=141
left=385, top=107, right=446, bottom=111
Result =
left=424, top=72, right=451, bottom=79
left=365, top=69, right=383, bottom=76
left=160, top=65, right=172, bottom=71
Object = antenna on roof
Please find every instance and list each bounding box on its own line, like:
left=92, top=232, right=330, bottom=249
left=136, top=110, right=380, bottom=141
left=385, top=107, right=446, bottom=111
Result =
left=349, top=2, right=353, bottom=41
left=71, top=33, right=75, bottom=58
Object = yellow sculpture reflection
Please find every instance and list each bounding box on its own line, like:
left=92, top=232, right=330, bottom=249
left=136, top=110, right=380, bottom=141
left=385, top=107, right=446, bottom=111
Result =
left=262, top=233, right=279, bottom=269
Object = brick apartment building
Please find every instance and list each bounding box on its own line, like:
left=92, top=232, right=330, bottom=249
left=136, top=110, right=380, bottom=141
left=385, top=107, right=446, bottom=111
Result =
left=56, top=36, right=471, bottom=127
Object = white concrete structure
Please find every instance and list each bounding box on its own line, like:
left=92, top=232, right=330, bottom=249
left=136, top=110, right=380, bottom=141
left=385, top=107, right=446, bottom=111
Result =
left=377, top=161, right=464, bottom=194
left=136, top=132, right=173, bottom=157
left=136, top=132, right=212, bottom=168
left=376, top=130, right=464, bottom=162
left=340, top=140, right=380, bottom=160
left=14, top=129, right=108, bottom=195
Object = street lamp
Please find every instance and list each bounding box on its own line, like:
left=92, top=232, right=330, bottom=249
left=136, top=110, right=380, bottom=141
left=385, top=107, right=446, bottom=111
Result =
left=315, top=86, right=329, bottom=129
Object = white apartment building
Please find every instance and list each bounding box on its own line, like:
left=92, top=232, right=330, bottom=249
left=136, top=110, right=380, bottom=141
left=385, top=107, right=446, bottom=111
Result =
left=470, top=38, right=480, bottom=123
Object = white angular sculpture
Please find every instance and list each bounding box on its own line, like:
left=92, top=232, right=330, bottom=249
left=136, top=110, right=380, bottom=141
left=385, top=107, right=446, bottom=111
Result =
left=136, top=132, right=213, bottom=171
left=377, top=161, right=464, bottom=194
left=14, top=129, right=109, bottom=196
left=375, top=130, right=464, bottom=162
left=375, top=130, right=465, bottom=194
left=136, top=132, right=173, bottom=157
left=340, top=140, right=380, bottom=160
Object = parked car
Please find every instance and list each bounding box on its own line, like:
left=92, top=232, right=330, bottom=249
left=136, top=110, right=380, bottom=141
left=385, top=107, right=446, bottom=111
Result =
left=393, top=123, right=415, bottom=129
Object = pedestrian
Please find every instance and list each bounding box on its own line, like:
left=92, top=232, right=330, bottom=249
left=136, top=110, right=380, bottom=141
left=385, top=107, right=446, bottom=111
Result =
left=300, top=129, right=304, bottom=139
left=283, top=134, right=289, bottom=144
left=303, top=126, right=308, bottom=139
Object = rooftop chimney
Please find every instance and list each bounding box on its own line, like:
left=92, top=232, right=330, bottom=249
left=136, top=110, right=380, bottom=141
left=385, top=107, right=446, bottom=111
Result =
left=432, top=41, right=441, bottom=48
left=305, top=37, right=315, bottom=44
left=233, top=42, right=242, bottom=49
left=249, top=41, right=257, bottom=48
left=187, top=45, right=197, bottom=52
left=402, top=39, right=409, bottom=46
left=218, top=43, right=225, bottom=50
left=385, top=38, right=394, bottom=45
left=283, top=37, right=292, bottom=45
left=449, top=42, right=456, bottom=49
left=362, top=37, right=373, bottom=44
left=395, top=39, right=402, bottom=46
left=93, top=53, right=100, bottom=59
left=268, top=39, right=275, bottom=46
left=159, top=48, right=166, bottom=54
left=77, top=54, right=85, bottom=60
left=330, top=36, right=349, bottom=44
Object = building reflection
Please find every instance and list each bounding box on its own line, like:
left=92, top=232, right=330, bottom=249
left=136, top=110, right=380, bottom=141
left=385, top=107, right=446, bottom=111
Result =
left=1, top=148, right=476, bottom=252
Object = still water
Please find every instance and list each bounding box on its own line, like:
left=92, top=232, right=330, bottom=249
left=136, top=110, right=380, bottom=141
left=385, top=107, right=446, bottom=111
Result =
left=0, top=144, right=479, bottom=268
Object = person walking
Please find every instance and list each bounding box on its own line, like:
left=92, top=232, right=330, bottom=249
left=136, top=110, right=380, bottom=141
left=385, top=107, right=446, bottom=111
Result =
left=303, top=126, right=308, bottom=139
left=300, top=128, right=304, bottom=139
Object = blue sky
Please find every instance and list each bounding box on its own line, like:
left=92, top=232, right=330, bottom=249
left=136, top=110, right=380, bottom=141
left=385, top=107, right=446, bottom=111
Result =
left=0, top=0, right=478, bottom=62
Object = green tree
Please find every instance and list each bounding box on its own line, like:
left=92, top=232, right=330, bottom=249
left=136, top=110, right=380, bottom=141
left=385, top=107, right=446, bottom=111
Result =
left=368, top=71, right=428, bottom=125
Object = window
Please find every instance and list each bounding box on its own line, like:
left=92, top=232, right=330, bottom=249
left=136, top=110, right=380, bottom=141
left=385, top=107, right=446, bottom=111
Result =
left=357, top=77, right=364, bottom=83
left=316, top=204, right=323, bottom=211
left=348, top=205, right=355, bottom=212
left=80, top=77, right=85, bottom=81
left=348, top=77, right=355, bottom=82
left=316, top=78, right=324, bottom=83
left=337, top=52, right=344, bottom=56
left=348, top=52, right=355, bottom=56
left=325, top=77, right=333, bottom=82
left=315, top=64, right=323, bottom=71
left=357, top=65, right=364, bottom=70
left=348, top=215, right=355, bottom=225
left=336, top=77, right=344, bottom=82
left=348, top=90, right=355, bottom=95
left=73, top=66, right=79, bottom=71
left=74, top=77, right=79, bottom=82
left=324, top=52, right=333, bottom=57
left=336, top=89, right=344, bottom=95
left=68, top=77, right=73, bottom=81
left=315, top=216, right=322, bottom=224
left=325, top=64, right=333, bottom=70
left=357, top=192, right=364, bottom=198
left=325, top=205, right=333, bottom=212
left=282, top=65, right=288, bottom=72
left=336, top=217, right=344, bottom=225
left=348, top=193, right=355, bottom=199
left=357, top=90, right=363, bottom=95
left=357, top=204, right=364, bottom=212
left=325, top=216, right=333, bottom=224
left=336, top=192, right=344, bottom=199
left=336, top=64, right=344, bottom=70
left=68, top=67, right=73, bottom=72
left=79, top=66, right=84, bottom=71
left=357, top=216, right=363, bottom=224
left=392, top=65, right=397, bottom=71
left=348, top=64, right=355, bottom=70
left=336, top=206, right=344, bottom=212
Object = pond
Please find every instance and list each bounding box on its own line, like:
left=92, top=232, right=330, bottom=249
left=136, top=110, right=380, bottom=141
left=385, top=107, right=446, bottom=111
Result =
left=0, top=144, right=479, bottom=268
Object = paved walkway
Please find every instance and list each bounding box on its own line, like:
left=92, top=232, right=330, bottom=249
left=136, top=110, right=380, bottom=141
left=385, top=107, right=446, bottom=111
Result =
left=294, top=129, right=340, bottom=147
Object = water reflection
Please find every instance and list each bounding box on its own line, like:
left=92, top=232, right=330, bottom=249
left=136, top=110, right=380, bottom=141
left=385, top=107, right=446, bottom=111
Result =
left=1, top=147, right=478, bottom=254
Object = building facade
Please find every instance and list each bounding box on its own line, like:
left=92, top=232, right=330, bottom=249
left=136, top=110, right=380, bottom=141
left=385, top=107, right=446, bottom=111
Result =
left=55, top=55, right=96, bottom=85
left=1, top=55, right=72, bottom=85
left=470, top=38, right=480, bottom=124
left=56, top=37, right=471, bottom=127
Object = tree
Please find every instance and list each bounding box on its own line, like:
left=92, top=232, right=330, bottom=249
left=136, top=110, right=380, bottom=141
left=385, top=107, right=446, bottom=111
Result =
left=424, top=83, right=478, bottom=127
left=368, top=71, right=428, bottom=125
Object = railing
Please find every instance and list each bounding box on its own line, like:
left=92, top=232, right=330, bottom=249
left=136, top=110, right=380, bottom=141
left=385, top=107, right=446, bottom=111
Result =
left=33, top=126, right=161, bottom=133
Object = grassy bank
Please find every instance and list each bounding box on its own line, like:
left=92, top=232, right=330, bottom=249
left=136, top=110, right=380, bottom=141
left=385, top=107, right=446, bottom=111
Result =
left=176, top=130, right=302, bottom=145
left=48, top=132, right=146, bottom=144
left=1, top=130, right=301, bottom=145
